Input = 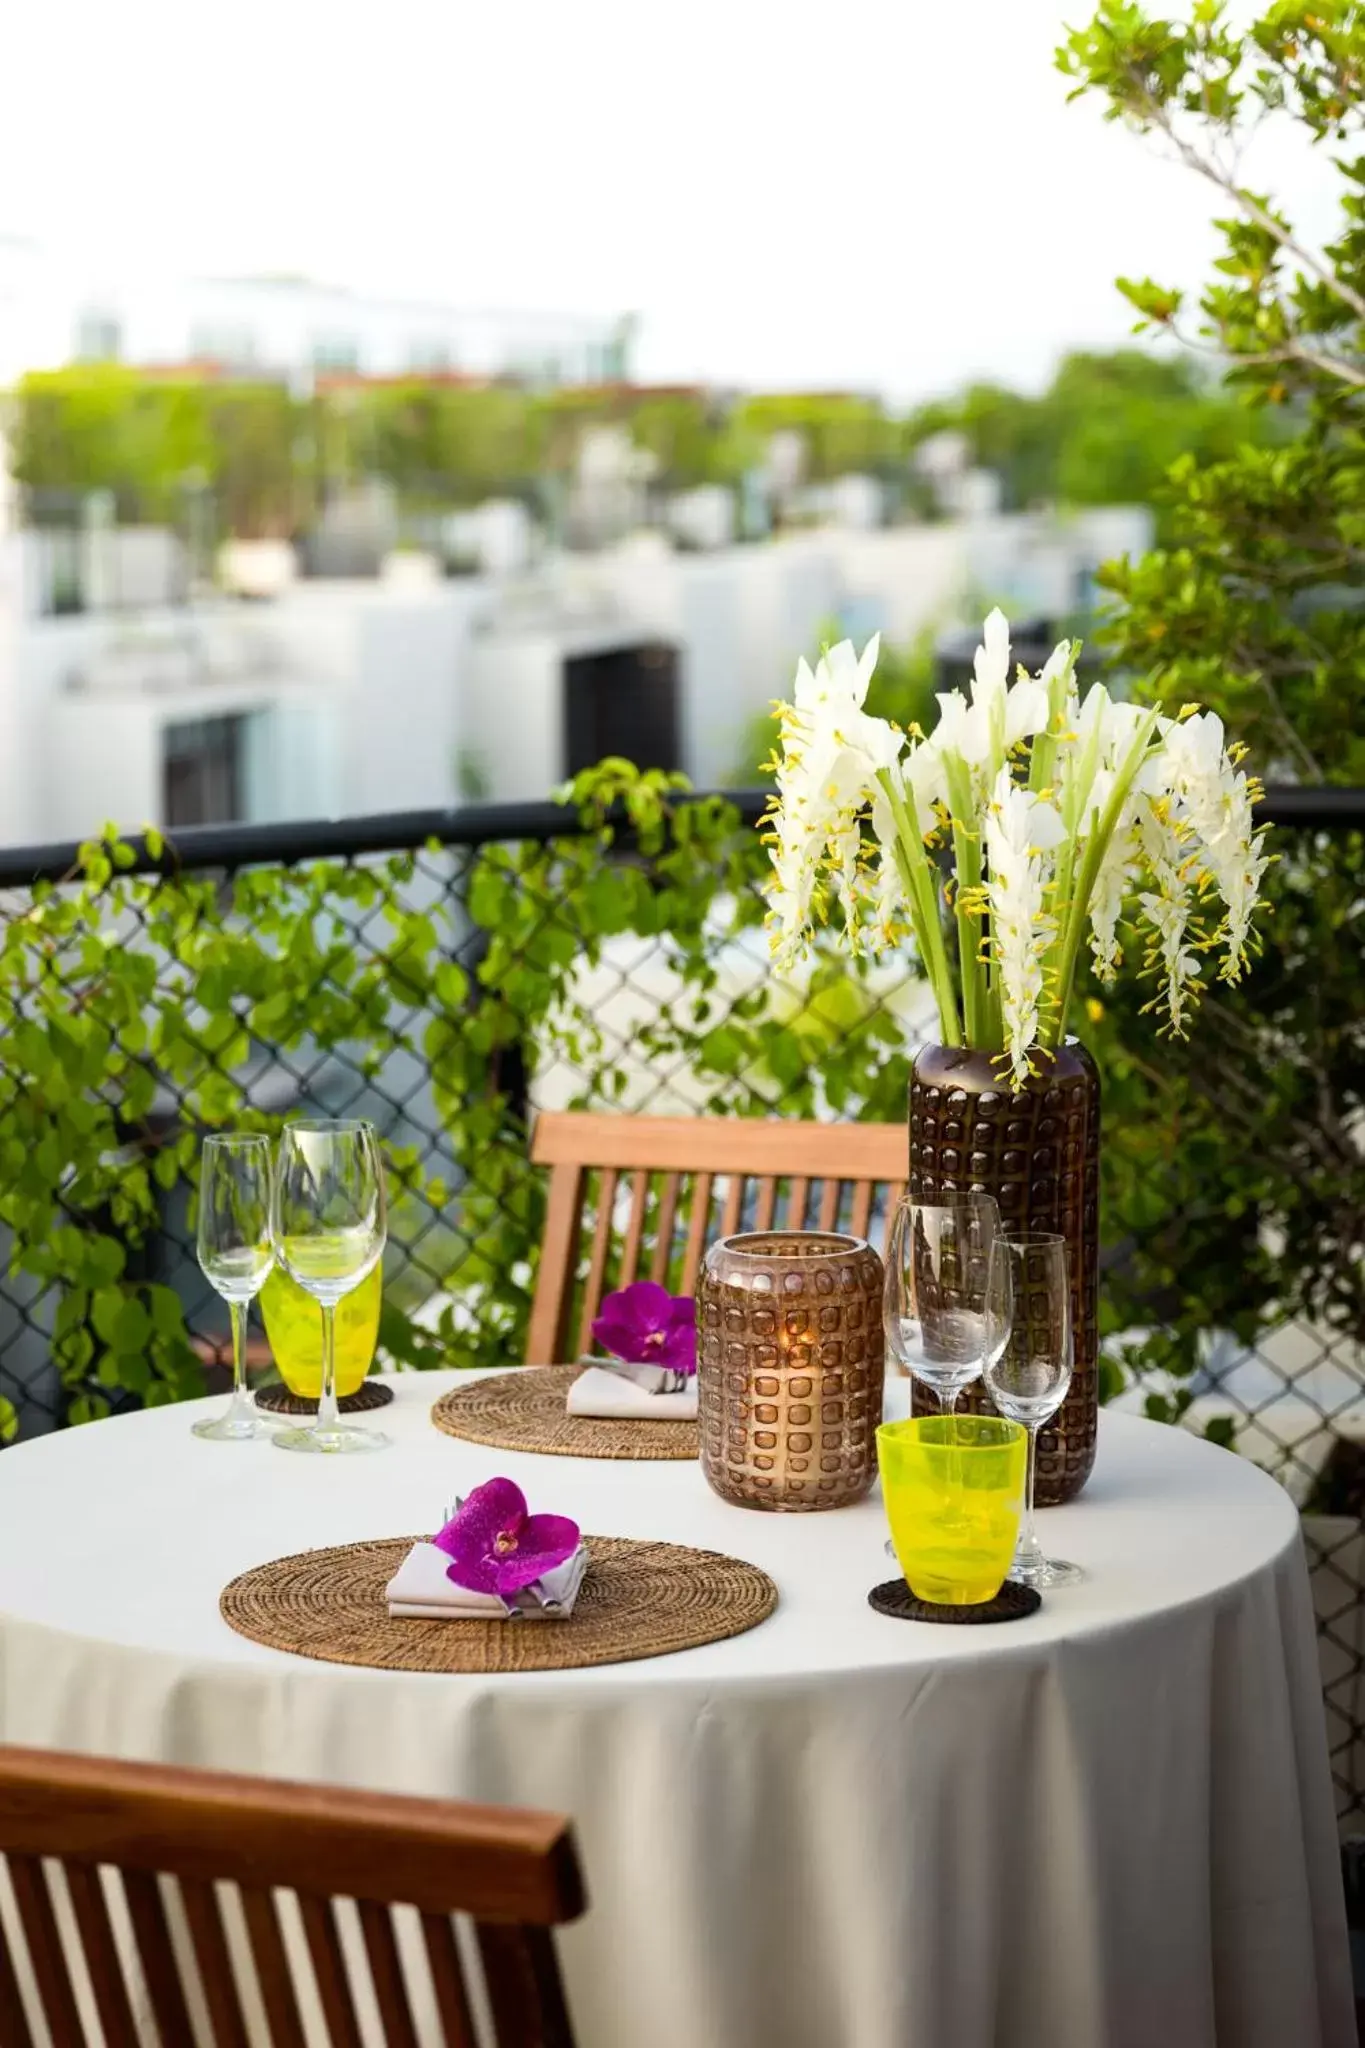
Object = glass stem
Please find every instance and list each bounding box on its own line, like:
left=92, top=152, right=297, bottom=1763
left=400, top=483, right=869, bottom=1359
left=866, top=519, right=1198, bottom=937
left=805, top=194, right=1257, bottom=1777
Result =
left=317, top=1303, right=340, bottom=1433
left=1018, top=1422, right=1043, bottom=1564
left=228, top=1298, right=252, bottom=1414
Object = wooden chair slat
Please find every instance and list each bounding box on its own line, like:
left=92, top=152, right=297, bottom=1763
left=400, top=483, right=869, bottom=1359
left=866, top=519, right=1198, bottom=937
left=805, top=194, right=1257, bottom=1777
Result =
left=618, top=1170, right=649, bottom=1286
left=477, top=1922, right=545, bottom=2048
left=679, top=1173, right=713, bottom=1293
left=649, top=1174, right=681, bottom=1285
left=883, top=1183, right=906, bottom=1254
left=8, top=1855, right=83, bottom=2047
left=527, top=1162, right=584, bottom=1363
left=848, top=1180, right=874, bottom=1241
left=122, top=1869, right=196, bottom=2045
left=421, top=1913, right=477, bottom=2048
left=518, top=1925, right=579, bottom=2048
left=817, top=1178, right=841, bottom=1230
left=752, top=1178, right=777, bottom=1232
left=784, top=1177, right=809, bottom=1229
left=240, top=1885, right=307, bottom=2048
left=64, top=1860, right=139, bottom=2048
left=179, top=1876, right=250, bottom=2048
left=358, top=1898, right=419, bottom=2048
left=298, top=1894, right=365, bottom=2048
left=719, top=1173, right=744, bottom=1238
left=0, top=1888, right=36, bottom=2048
left=575, top=1168, right=619, bottom=1356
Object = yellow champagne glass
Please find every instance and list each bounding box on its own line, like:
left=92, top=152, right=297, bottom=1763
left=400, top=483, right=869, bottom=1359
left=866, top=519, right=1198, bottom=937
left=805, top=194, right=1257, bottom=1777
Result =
left=260, top=1262, right=382, bottom=1400
left=877, top=1415, right=1027, bottom=1605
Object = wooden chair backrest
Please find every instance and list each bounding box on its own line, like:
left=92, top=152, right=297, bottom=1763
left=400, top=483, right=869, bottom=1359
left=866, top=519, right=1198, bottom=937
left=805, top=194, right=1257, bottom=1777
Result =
left=527, top=1111, right=906, bottom=1363
left=0, top=1745, right=585, bottom=2047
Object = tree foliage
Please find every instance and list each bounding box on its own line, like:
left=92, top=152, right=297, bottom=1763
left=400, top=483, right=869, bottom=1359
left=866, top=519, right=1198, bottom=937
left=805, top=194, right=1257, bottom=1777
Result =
left=8, top=343, right=1279, bottom=545
left=1057, top=0, right=1365, bottom=1423
left=1061, top=3, right=1365, bottom=783
left=904, top=349, right=1276, bottom=530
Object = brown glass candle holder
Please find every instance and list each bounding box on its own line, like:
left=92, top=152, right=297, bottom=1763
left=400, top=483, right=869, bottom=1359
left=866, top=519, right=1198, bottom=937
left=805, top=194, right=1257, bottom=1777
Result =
left=698, top=1230, right=884, bottom=1511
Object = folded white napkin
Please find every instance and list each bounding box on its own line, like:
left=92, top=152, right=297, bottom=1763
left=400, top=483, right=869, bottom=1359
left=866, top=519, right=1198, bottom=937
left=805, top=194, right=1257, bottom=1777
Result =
left=567, top=1362, right=698, bottom=1420
left=385, top=1541, right=588, bottom=1620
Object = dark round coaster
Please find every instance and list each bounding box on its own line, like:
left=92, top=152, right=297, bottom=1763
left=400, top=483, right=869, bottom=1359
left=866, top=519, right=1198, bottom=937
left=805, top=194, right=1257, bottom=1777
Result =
left=253, top=1379, right=395, bottom=1416
left=868, top=1578, right=1042, bottom=1625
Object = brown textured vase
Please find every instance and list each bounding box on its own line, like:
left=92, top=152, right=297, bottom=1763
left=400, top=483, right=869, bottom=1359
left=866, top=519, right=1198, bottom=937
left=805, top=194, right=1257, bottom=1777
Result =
left=698, top=1231, right=883, bottom=1511
left=907, top=1041, right=1099, bottom=1506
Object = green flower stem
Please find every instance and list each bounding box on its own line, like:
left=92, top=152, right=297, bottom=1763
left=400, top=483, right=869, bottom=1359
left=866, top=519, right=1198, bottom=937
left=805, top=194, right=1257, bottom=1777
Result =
left=943, top=755, right=988, bottom=1049
left=880, top=771, right=962, bottom=1047
left=1047, top=707, right=1163, bottom=1048
left=981, top=957, right=1005, bottom=1055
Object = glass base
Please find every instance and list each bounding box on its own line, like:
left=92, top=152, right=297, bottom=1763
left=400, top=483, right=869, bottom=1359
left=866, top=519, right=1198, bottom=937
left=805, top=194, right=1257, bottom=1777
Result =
left=191, top=1406, right=269, bottom=1443
left=271, top=1422, right=390, bottom=1455
left=1009, top=1555, right=1084, bottom=1590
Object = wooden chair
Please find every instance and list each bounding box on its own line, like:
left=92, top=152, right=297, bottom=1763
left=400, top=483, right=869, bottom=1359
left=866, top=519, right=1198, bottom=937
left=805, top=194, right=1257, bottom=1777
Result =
left=527, top=1111, right=906, bottom=1364
left=0, top=1745, right=585, bottom=2047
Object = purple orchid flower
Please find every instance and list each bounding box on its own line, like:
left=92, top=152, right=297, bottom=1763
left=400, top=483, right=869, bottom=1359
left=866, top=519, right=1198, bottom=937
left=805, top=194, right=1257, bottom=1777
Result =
left=591, top=1280, right=696, bottom=1377
left=432, top=1478, right=580, bottom=1598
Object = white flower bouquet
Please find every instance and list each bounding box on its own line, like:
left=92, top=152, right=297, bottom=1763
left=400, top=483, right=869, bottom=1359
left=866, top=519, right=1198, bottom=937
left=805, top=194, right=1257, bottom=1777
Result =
left=764, top=610, right=1271, bottom=1088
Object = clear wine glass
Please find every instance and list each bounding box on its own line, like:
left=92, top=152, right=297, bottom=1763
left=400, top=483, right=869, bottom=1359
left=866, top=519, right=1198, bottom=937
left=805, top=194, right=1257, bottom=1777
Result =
left=983, top=1232, right=1082, bottom=1589
left=269, top=1118, right=389, bottom=1455
left=884, top=1195, right=1004, bottom=1416
left=194, top=1134, right=274, bottom=1442
left=882, top=1194, right=1003, bottom=1558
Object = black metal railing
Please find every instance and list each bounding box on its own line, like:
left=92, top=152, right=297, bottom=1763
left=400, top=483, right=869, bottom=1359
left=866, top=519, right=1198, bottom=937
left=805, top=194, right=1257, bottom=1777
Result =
left=0, top=784, right=1361, bottom=1822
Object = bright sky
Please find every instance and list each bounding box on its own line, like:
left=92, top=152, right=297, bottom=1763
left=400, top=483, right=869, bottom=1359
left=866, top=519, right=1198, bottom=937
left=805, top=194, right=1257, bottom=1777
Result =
left=0, top=0, right=1340, bottom=401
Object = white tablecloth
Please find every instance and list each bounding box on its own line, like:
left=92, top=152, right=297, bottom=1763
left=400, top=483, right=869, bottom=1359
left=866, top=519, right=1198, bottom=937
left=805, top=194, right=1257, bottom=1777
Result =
left=0, top=1373, right=1351, bottom=2048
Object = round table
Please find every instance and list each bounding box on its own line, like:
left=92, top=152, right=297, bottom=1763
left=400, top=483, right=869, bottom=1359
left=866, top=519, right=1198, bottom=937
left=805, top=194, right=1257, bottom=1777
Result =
left=0, top=1372, right=1351, bottom=2048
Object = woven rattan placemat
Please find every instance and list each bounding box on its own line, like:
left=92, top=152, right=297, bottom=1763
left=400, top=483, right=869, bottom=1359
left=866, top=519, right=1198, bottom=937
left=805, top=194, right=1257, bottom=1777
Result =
left=429, top=1367, right=699, bottom=1462
left=220, top=1534, right=776, bottom=1673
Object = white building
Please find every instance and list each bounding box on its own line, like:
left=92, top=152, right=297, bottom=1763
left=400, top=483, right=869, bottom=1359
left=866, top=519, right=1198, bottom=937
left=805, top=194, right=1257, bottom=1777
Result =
left=455, top=503, right=1153, bottom=800
left=0, top=470, right=1153, bottom=847
left=0, top=236, right=630, bottom=389
left=0, top=518, right=488, bottom=843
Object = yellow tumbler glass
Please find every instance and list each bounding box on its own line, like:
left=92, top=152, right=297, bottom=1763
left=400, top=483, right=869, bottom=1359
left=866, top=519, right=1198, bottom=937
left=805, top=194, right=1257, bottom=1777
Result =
left=259, top=1263, right=382, bottom=1400
left=877, top=1415, right=1027, bottom=1605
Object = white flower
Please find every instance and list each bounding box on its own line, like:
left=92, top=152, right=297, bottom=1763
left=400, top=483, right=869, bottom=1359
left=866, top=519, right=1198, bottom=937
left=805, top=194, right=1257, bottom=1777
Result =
left=869, top=786, right=906, bottom=944
left=791, top=634, right=902, bottom=780
left=1161, top=711, right=1270, bottom=978
left=1087, top=784, right=1143, bottom=983
left=974, top=606, right=1011, bottom=699
left=985, top=768, right=1064, bottom=1085
left=934, top=609, right=1048, bottom=778
left=933, top=686, right=974, bottom=761
left=766, top=634, right=901, bottom=963
left=904, top=735, right=948, bottom=817
left=1136, top=804, right=1202, bottom=1032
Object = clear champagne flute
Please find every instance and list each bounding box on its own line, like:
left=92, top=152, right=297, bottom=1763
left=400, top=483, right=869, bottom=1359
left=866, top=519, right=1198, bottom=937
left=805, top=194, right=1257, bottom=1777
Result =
left=269, top=1118, right=389, bottom=1455
left=882, top=1194, right=1003, bottom=1556
left=194, top=1134, right=274, bottom=1442
left=983, top=1232, right=1082, bottom=1589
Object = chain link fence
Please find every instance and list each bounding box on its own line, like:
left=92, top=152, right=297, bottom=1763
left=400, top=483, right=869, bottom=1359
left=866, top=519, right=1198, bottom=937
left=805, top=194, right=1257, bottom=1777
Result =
left=0, top=786, right=1361, bottom=1824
